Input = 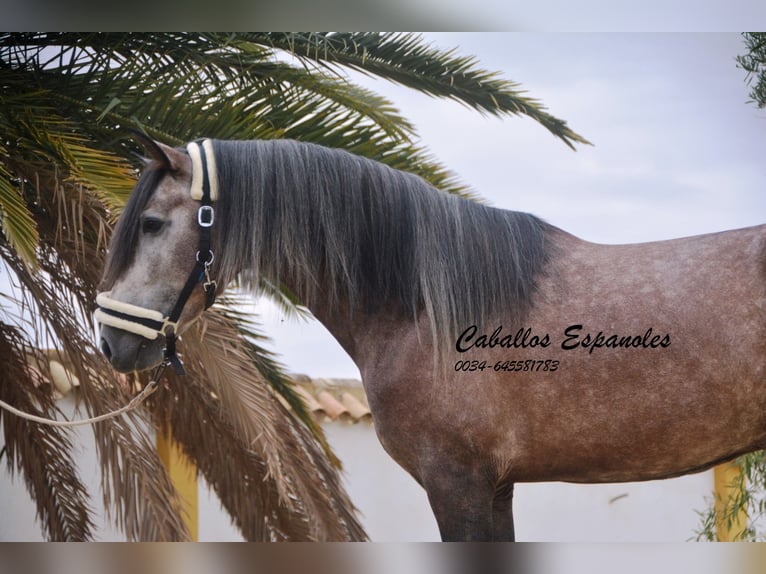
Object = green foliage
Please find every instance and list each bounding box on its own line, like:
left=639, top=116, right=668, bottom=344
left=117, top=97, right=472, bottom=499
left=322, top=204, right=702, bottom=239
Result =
left=694, top=451, right=766, bottom=541
left=737, top=32, right=766, bottom=109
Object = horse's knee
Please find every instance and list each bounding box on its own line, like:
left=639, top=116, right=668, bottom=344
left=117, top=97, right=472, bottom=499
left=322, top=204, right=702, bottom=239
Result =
left=422, top=467, right=495, bottom=541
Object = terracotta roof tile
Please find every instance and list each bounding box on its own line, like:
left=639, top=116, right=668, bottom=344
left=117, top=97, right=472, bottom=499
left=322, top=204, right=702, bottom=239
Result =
left=49, top=359, right=80, bottom=395
left=340, top=392, right=371, bottom=422
left=316, top=390, right=352, bottom=422
left=293, top=384, right=322, bottom=412
left=290, top=374, right=372, bottom=425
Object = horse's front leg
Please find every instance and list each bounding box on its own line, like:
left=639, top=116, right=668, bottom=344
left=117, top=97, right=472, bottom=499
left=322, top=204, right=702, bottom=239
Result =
left=491, top=480, right=516, bottom=541
left=422, top=464, right=495, bottom=541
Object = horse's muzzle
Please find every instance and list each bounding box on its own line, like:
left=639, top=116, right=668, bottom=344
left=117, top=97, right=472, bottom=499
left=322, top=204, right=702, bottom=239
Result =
left=99, top=324, right=165, bottom=373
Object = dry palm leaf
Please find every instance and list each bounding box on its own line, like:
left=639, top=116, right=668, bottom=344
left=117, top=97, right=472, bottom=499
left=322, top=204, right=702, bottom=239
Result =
left=0, top=324, right=93, bottom=541
left=152, top=310, right=367, bottom=541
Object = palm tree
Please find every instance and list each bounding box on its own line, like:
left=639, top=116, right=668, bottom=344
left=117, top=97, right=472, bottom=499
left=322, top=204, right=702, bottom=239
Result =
left=0, top=32, right=589, bottom=541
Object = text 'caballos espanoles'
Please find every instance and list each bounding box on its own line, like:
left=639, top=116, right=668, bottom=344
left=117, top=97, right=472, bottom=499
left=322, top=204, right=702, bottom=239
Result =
left=455, top=324, right=671, bottom=355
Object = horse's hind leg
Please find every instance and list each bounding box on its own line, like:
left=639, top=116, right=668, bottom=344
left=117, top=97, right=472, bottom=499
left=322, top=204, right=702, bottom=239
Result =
left=422, top=467, right=494, bottom=541
left=491, top=481, right=516, bottom=541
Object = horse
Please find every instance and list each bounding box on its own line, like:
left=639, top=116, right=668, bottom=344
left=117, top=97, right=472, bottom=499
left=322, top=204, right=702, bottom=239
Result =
left=96, top=134, right=766, bottom=541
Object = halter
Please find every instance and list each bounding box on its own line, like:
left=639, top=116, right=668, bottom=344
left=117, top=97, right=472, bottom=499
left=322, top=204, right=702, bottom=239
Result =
left=95, top=139, right=219, bottom=375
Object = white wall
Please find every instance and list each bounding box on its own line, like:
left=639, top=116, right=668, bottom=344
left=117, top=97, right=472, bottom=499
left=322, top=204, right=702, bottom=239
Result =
left=320, top=421, right=714, bottom=542
left=0, top=394, right=719, bottom=542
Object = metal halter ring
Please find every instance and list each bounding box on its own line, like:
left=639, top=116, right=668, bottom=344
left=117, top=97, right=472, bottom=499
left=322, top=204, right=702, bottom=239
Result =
left=196, top=250, right=215, bottom=265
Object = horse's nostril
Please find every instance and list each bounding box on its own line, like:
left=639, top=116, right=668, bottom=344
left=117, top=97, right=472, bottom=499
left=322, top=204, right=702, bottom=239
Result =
left=100, top=337, right=112, bottom=360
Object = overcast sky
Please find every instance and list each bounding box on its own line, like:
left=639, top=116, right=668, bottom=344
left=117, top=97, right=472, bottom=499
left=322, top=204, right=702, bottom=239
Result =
left=254, top=33, right=766, bottom=380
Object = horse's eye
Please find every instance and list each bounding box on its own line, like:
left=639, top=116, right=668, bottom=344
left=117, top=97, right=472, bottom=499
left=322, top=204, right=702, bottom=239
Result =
left=141, top=217, right=165, bottom=235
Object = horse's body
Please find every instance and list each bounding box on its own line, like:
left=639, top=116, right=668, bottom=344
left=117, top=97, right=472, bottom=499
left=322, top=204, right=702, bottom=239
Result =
left=313, top=224, right=766, bottom=539
left=98, top=136, right=766, bottom=541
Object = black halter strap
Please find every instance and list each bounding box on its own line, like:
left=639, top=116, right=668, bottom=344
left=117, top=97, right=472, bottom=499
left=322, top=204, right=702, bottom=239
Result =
left=162, top=141, right=217, bottom=374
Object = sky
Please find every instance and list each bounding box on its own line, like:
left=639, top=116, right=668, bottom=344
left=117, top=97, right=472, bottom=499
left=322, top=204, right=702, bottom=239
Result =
left=253, top=33, right=766, bottom=381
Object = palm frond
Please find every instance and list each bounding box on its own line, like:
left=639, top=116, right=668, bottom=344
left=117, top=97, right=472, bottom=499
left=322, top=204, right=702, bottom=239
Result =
left=215, top=293, right=336, bottom=465
left=0, top=160, right=38, bottom=269
left=0, top=236, right=191, bottom=541
left=157, top=310, right=366, bottom=540
left=0, top=323, right=93, bottom=541
left=260, top=32, right=592, bottom=149
left=737, top=32, right=766, bottom=109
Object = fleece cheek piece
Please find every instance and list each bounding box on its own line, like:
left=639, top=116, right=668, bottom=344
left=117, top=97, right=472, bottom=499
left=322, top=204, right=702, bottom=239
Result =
left=188, top=139, right=219, bottom=202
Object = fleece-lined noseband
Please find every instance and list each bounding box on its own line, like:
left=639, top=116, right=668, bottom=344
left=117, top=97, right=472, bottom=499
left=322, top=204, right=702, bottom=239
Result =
left=95, top=139, right=218, bottom=375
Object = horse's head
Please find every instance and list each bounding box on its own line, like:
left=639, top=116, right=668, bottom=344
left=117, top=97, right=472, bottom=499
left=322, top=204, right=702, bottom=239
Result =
left=97, top=134, right=218, bottom=373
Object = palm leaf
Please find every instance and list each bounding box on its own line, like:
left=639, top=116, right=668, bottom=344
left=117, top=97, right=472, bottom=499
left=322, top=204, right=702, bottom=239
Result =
left=0, top=161, right=38, bottom=269
left=0, top=323, right=93, bottom=541
left=260, top=32, right=592, bottom=149
left=214, top=293, right=335, bottom=465
left=154, top=309, right=366, bottom=540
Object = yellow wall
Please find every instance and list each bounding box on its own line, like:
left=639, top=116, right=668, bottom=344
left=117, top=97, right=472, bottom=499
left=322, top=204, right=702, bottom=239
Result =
left=156, top=429, right=198, bottom=541
left=714, top=462, right=747, bottom=542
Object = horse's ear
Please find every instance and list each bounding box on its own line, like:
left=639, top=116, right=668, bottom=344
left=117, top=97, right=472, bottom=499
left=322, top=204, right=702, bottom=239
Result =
left=127, top=129, right=186, bottom=172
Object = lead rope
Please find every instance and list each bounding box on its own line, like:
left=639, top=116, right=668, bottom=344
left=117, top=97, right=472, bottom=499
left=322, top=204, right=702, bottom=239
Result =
left=0, top=362, right=167, bottom=428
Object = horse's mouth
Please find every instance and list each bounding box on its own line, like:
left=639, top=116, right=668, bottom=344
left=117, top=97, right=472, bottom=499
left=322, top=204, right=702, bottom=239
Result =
left=100, top=326, right=165, bottom=373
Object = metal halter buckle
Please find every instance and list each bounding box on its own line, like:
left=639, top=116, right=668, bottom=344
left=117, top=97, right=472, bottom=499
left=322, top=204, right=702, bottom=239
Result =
left=198, top=205, right=215, bottom=227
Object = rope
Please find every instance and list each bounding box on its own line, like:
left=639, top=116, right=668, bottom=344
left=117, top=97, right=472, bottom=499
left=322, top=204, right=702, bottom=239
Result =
left=0, top=364, right=165, bottom=428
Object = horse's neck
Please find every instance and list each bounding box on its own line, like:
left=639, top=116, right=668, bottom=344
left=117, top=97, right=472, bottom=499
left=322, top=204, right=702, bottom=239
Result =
left=307, top=294, right=357, bottom=357
left=282, top=279, right=413, bottom=372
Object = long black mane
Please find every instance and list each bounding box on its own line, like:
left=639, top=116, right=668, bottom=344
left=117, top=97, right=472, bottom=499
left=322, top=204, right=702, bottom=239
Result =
left=212, top=139, right=553, bottom=352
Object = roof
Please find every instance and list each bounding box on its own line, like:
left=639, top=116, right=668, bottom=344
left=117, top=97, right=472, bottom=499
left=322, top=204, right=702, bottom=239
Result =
left=289, top=374, right=372, bottom=424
